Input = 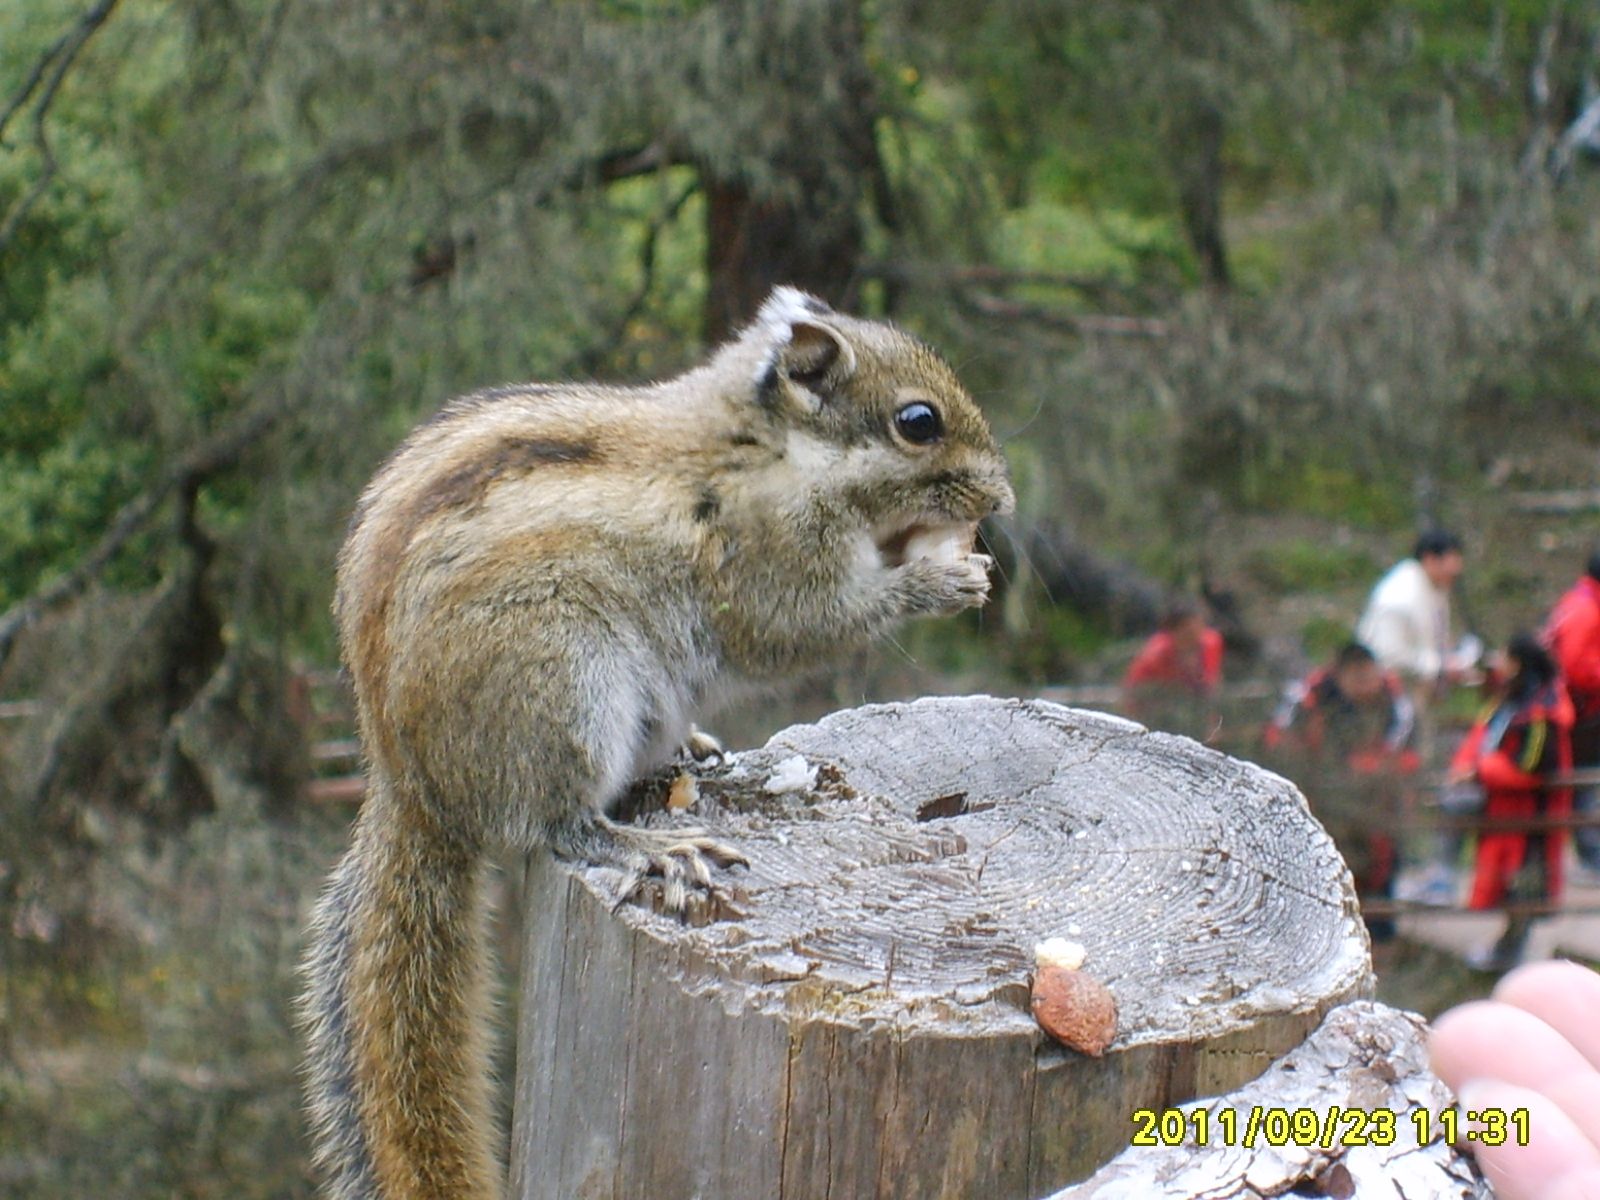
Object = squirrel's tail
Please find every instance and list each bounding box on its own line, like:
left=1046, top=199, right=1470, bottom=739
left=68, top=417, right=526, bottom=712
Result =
left=301, top=808, right=499, bottom=1200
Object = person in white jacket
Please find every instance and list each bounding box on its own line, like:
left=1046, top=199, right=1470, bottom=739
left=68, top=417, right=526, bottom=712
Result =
left=1361, top=528, right=1478, bottom=901
left=1357, top=528, right=1471, bottom=692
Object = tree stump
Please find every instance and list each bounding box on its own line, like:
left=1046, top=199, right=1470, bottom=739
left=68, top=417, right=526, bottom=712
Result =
left=1050, top=1000, right=1490, bottom=1199
left=510, top=697, right=1373, bottom=1200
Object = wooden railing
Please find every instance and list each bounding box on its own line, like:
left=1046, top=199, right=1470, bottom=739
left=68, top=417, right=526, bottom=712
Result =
left=4, top=676, right=1596, bottom=921
left=291, top=669, right=366, bottom=803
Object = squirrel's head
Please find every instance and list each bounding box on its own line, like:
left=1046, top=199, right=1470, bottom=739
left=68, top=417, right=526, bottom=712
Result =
left=738, top=287, right=1014, bottom=560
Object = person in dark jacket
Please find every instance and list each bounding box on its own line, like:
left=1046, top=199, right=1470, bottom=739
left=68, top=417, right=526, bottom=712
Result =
left=1266, top=642, right=1418, bottom=770
left=1264, top=642, right=1420, bottom=940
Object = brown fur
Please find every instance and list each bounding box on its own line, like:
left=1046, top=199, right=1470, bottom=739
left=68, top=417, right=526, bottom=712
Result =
left=412, top=436, right=598, bottom=522
left=348, top=823, right=496, bottom=1198
left=300, top=288, right=1014, bottom=1200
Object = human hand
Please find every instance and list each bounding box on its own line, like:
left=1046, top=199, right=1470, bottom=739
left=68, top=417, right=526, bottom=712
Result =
left=1429, top=961, right=1600, bottom=1200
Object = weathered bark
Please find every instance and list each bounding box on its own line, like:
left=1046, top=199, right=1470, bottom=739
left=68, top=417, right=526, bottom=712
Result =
left=510, top=696, right=1372, bottom=1199
left=1051, top=1000, right=1490, bottom=1199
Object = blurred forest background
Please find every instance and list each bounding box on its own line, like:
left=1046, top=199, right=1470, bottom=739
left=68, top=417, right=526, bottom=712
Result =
left=3, top=0, right=1600, bottom=1194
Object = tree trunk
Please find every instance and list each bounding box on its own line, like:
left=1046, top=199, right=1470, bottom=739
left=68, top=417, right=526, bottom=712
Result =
left=702, top=178, right=865, bottom=343
left=697, top=0, right=885, bottom=341
left=1172, top=98, right=1232, bottom=290
left=509, top=696, right=1373, bottom=1199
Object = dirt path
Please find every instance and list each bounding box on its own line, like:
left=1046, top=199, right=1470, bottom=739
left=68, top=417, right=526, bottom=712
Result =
left=1397, top=874, right=1600, bottom=966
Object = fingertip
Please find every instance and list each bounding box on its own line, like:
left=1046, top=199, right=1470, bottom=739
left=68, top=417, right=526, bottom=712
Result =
left=1493, top=960, right=1600, bottom=1068
left=1429, top=997, right=1596, bottom=1093
left=1495, top=960, right=1600, bottom=1007
left=1542, top=1166, right=1600, bottom=1200
left=1428, top=1000, right=1502, bottom=1086
left=1455, top=1081, right=1600, bottom=1200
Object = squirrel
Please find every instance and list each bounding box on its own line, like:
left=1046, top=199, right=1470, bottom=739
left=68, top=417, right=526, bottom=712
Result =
left=299, top=286, right=1015, bottom=1200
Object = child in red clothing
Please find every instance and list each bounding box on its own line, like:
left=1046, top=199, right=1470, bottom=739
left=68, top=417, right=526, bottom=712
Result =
left=1121, top=601, right=1224, bottom=743
left=1450, top=633, right=1574, bottom=968
left=1122, top=603, right=1222, bottom=702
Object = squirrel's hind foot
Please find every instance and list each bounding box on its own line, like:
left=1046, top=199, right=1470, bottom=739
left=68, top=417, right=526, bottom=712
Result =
left=551, top=815, right=748, bottom=919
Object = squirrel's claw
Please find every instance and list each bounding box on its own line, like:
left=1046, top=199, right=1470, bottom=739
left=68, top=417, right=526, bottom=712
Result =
left=682, top=727, right=726, bottom=764
left=568, top=819, right=746, bottom=920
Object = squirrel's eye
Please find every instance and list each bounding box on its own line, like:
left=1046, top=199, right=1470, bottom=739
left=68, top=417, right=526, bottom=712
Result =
left=894, top=401, right=943, bottom=445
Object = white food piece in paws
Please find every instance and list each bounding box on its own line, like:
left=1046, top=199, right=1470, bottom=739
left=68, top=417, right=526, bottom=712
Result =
left=903, top=522, right=977, bottom=566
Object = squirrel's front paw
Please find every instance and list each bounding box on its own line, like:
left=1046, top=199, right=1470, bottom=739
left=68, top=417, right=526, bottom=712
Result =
left=898, top=553, right=994, bottom=615
left=552, top=815, right=748, bottom=921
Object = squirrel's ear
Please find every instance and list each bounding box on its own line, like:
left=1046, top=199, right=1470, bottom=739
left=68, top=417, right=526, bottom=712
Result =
left=751, top=287, right=856, bottom=406
left=781, top=321, right=850, bottom=384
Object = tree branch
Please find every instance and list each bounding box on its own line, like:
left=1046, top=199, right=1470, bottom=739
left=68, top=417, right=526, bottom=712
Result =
left=1514, top=2, right=1562, bottom=180
left=0, top=0, right=122, bottom=255
left=0, top=395, right=284, bottom=674
left=576, top=176, right=700, bottom=372
left=864, top=258, right=1173, bottom=336
left=595, top=140, right=675, bottom=184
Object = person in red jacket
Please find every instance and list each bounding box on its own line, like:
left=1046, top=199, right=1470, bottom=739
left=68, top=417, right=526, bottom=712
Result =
left=1542, top=549, right=1600, bottom=875
left=1450, top=632, right=1575, bottom=969
left=1121, top=601, right=1223, bottom=737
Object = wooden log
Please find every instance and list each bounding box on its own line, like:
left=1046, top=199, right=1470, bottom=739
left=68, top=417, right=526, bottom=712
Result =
left=1049, top=999, right=1490, bottom=1199
left=509, top=696, right=1373, bottom=1200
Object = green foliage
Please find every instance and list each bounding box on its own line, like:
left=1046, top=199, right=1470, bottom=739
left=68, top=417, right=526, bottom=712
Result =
left=162, top=280, right=315, bottom=418
left=1004, top=606, right=1117, bottom=684
left=1300, top=614, right=1357, bottom=662
left=4, top=0, right=1597, bottom=631
left=1476, top=561, right=1546, bottom=609
left=0, top=277, right=121, bottom=458
left=994, top=202, right=1187, bottom=287
left=1249, top=464, right=1410, bottom=528
left=1246, top=538, right=1380, bottom=593
left=0, top=438, right=157, bottom=607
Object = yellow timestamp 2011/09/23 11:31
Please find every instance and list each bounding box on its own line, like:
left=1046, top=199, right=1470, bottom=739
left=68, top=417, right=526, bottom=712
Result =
left=1130, top=1104, right=1530, bottom=1149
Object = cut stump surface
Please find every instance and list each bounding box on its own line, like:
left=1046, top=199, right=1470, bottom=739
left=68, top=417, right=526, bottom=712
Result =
left=511, top=696, right=1373, bottom=1200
